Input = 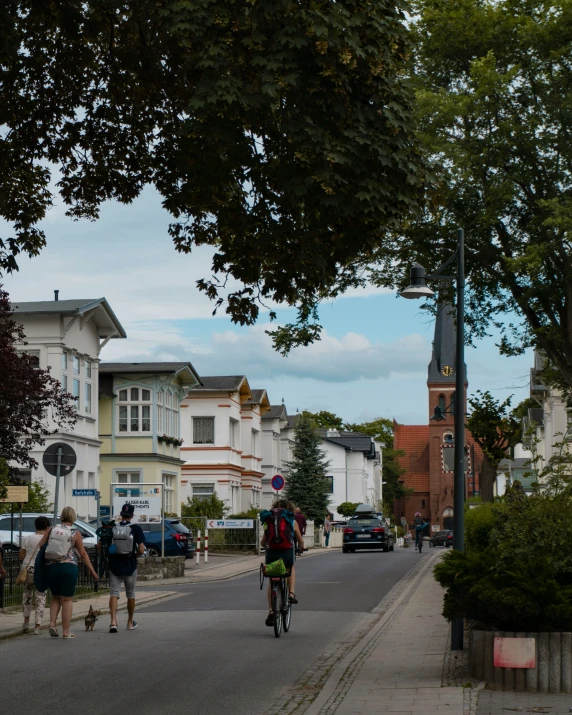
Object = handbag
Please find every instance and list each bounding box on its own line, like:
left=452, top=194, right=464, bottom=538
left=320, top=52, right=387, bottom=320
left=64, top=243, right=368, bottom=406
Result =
left=264, top=559, right=288, bottom=577
left=33, top=543, right=49, bottom=593
left=16, top=539, right=41, bottom=585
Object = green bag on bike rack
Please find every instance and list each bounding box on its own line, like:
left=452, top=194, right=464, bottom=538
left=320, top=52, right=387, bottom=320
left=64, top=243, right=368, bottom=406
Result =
left=265, top=559, right=287, bottom=577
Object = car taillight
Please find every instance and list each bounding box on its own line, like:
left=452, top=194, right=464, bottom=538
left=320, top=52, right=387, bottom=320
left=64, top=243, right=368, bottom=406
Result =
left=371, top=527, right=385, bottom=533
left=173, top=533, right=188, bottom=541
left=343, top=528, right=354, bottom=534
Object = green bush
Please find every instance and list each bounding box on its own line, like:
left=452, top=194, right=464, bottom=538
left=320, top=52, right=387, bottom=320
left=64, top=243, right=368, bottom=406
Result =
left=336, top=502, right=360, bottom=518
left=227, top=507, right=261, bottom=519
left=181, top=494, right=229, bottom=518
left=434, top=486, right=572, bottom=631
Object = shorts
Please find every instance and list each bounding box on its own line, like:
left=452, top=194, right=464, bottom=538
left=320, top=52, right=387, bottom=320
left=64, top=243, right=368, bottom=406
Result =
left=47, top=563, right=78, bottom=598
left=265, top=547, right=295, bottom=568
left=109, top=570, right=137, bottom=599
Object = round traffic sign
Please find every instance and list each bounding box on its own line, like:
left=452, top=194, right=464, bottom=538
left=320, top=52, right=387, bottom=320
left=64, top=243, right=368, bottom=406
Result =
left=42, top=442, right=77, bottom=477
left=271, top=474, right=285, bottom=491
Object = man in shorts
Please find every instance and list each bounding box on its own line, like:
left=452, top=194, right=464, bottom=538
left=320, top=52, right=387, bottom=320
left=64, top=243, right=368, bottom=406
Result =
left=105, top=503, right=145, bottom=632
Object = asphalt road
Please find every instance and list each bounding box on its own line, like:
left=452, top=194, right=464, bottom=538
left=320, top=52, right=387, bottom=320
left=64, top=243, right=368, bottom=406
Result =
left=1, top=548, right=423, bottom=715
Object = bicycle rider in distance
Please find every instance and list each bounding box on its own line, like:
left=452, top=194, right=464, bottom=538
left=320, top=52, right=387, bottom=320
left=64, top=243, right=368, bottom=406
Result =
left=260, top=498, right=305, bottom=627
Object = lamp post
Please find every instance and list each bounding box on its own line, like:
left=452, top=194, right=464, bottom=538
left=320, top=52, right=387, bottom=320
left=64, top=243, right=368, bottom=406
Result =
left=400, top=228, right=465, bottom=651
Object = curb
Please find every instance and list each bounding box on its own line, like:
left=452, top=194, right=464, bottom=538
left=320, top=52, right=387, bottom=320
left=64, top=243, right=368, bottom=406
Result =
left=303, top=550, right=442, bottom=715
left=0, top=590, right=179, bottom=642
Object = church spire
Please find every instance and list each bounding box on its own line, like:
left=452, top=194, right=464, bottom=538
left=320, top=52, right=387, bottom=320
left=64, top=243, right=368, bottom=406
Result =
left=427, top=303, right=457, bottom=384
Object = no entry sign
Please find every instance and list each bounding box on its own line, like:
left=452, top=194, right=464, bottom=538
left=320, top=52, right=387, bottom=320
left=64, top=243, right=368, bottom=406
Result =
left=271, top=474, right=285, bottom=491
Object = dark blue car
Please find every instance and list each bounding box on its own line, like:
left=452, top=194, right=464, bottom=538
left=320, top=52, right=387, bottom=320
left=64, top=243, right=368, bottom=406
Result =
left=140, top=519, right=195, bottom=558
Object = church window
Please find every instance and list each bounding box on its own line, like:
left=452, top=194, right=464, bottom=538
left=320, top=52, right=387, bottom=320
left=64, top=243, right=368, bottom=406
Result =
left=451, top=392, right=455, bottom=415
left=438, top=395, right=446, bottom=412
left=421, top=500, right=426, bottom=508
left=443, top=432, right=453, bottom=444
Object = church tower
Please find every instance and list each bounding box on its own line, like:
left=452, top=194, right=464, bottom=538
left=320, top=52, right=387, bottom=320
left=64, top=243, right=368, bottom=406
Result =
left=427, top=303, right=468, bottom=530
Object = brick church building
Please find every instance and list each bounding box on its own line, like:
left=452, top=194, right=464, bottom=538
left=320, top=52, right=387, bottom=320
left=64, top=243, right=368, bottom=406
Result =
left=393, top=304, right=483, bottom=533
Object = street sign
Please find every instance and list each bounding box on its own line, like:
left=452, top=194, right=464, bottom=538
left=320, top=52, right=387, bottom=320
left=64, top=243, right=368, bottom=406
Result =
left=207, top=519, right=254, bottom=529
left=271, top=474, right=285, bottom=491
left=42, top=442, right=77, bottom=476
left=99, top=505, right=111, bottom=517
left=0, top=486, right=29, bottom=503
left=72, top=489, right=97, bottom=497
left=112, top=496, right=162, bottom=524
left=494, top=637, right=535, bottom=668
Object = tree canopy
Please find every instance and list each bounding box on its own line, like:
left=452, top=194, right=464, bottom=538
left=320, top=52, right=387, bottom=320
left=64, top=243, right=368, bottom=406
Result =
left=303, top=410, right=345, bottom=430
left=369, top=0, right=572, bottom=389
left=466, top=392, right=539, bottom=501
left=0, top=285, right=76, bottom=496
left=0, top=0, right=425, bottom=351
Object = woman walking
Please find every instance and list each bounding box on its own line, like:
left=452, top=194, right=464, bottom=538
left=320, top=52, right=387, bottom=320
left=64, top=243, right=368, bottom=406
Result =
left=324, top=514, right=332, bottom=547
left=20, top=515, right=50, bottom=634
left=39, top=506, right=98, bottom=638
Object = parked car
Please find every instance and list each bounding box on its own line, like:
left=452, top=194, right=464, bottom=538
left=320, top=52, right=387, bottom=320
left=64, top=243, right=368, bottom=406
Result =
left=342, top=513, right=394, bottom=553
left=429, top=530, right=453, bottom=548
left=89, top=516, right=196, bottom=559
left=0, top=513, right=98, bottom=551
left=140, top=519, right=195, bottom=559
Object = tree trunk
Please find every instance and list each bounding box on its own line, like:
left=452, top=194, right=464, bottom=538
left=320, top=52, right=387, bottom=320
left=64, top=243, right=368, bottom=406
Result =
left=479, top=455, right=496, bottom=503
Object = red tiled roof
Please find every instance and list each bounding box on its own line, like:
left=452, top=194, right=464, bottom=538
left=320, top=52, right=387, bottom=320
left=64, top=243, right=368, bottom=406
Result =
left=393, top=423, right=430, bottom=492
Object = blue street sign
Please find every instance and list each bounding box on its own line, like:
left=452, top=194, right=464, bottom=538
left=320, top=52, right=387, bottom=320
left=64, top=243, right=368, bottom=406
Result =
left=271, top=474, right=285, bottom=491
left=115, top=488, right=140, bottom=496
left=99, top=506, right=111, bottom=517
left=72, top=489, right=97, bottom=497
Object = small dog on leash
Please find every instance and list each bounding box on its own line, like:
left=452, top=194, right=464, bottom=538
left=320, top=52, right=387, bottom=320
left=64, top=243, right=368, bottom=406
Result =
left=84, top=605, right=101, bottom=631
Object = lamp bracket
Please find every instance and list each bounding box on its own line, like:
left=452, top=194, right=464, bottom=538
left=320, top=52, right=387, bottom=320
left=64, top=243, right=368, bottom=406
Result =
left=429, top=249, right=458, bottom=278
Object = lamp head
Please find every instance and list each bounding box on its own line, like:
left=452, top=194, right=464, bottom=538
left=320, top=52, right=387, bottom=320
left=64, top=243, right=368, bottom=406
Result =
left=400, top=263, right=435, bottom=300
left=430, top=406, right=446, bottom=421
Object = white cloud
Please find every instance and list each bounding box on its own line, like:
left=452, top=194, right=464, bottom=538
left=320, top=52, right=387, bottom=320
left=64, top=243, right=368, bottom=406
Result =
left=101, top=321, right=430, bottom=383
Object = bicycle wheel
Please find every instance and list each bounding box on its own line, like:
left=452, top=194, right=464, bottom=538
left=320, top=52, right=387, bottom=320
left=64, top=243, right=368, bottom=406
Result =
left=272, top=587, right=283, bottom=638
left=282, top=583, right=292, bottom=632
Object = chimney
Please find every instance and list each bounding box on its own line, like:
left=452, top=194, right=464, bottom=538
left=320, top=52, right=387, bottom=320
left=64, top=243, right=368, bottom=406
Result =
left=54, top=290, right=59, bottom=301
left=326, top=429, right=341, bottom=438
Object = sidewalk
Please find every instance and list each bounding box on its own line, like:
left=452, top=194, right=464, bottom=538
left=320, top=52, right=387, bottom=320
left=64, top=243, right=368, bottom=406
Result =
left=0, top=589, right=178, bottom=640
left=305, top=551, right=464, bottom=715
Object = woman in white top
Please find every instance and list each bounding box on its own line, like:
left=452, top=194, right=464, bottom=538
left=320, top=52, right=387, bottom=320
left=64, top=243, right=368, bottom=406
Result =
left=19, top=515, right=50, bottom=634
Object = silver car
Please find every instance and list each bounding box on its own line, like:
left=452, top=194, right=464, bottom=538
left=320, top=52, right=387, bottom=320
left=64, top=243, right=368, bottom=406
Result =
left=0, top=513, right=97, bottom=551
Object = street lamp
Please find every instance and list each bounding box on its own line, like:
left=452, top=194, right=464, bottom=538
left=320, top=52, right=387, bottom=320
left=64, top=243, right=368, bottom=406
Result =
left=400, top=227, right=466, bottom=651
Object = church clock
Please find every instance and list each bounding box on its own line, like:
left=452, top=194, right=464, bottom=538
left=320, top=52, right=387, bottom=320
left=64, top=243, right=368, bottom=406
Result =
left=441, top=365, right=454, bottom=377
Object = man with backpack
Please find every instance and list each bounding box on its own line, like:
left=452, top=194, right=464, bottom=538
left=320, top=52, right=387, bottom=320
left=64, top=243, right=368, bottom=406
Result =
left=260, top=498, right=305, bottom=626
left=103, top=503, right=145, bottom=633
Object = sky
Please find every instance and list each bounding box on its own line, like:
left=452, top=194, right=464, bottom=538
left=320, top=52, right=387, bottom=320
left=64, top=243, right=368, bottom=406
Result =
left=2, top=186, right=533, bottom=426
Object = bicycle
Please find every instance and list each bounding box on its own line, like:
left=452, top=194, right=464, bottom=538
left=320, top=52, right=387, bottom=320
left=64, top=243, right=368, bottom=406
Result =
left=260, top=563, right=292, bottom=637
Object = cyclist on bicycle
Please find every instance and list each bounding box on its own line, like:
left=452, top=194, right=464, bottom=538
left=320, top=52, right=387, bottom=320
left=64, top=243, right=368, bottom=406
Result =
left=260, top=498, right=305, bottom=626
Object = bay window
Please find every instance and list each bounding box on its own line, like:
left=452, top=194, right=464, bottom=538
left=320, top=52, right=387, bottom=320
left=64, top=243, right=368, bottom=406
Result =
left=117, top=387, right=152, bottom=433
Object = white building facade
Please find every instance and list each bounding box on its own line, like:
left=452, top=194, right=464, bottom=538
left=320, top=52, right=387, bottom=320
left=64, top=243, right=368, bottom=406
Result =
left=179, top=376, right=268, bottom=514
left=260, top=406, right=382, bottom=517
left=11, top=296, right=126, bottom=519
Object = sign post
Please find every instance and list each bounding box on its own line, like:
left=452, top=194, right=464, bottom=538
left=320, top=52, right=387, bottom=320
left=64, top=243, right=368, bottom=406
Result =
left=271, top=474, right=285, bottom=495
left=43, top=443, right=77, bottom=524
left=0, top=487, right=30, bottom=548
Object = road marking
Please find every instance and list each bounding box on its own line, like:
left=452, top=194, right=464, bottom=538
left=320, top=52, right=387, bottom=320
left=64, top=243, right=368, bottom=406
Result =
left=306, top=581, right=341, bottom=584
